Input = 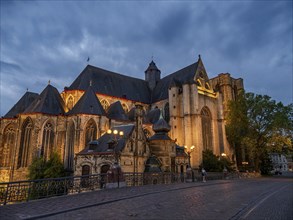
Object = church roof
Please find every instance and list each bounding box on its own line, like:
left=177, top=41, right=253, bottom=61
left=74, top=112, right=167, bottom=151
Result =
left=23, top=84, right=65, bottom=115
left=67, top=85, right=106, bottom=116
left=78, top=124, right=135, bottom=154
left=4, top=91, right=39, bottom=118
left=148, top=132, right=171, bottom=141
left=145, top=108, right=161, bottom=124
left=151, top=62, right=198, bottom=102
left=107, top=101, right=129, bottom=121
left=67, top=65, right=151, bottom=104
left=152, top=115, right=171, bottom=133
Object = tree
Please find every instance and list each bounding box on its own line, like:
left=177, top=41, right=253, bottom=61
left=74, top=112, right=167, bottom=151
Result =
left=226, top=92, right=293, bottom=172
left=226, top=91, right=249, bottom=168
left=28, top=156, right=46, bottom=180
left=201, top=149, right=233, bottom=172
left=28, top=152, right=66, bottom=180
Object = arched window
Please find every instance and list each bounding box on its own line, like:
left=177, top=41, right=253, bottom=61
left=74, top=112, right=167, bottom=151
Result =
left=65, top=120, right=75, bottom=170
left=100, top=99, right=110, bottom=111
left=0, top=125, right=15, bottom=167
left=163, top=102, right=170, bottom=123
left=67, top=95, right=74, bottom=110
left=41, top=122, right=55, bottom=160
left=82, top=165, right=90, bottom=176
left=100, top=164, right=110, bottom=174
left=18, top=118, right=33, bottom=168
left=84, top=119, right=97, bottom=147
left=201, top=107, right=213, bottom=151
left=122, top=103, right=129, bottom=113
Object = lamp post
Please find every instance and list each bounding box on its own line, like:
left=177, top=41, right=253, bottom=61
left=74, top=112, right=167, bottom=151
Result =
left=221, top=153, right=229, bottom=179
left=184, top=145, right=195, bottom=182
left=184, top=145, right=195, bottom=168
left=107, top=129, right=124, bottom=163
left=107, top=129, right=124, bottom=188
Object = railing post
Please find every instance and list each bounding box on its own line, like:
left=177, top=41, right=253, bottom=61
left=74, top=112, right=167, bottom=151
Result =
left=27, top=181, right=31, bottom=202
left=3, top=183, right=9, bottom=205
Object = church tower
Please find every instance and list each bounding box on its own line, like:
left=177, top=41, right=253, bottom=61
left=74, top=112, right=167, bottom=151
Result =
left=145, top=60, right=161, bottom=90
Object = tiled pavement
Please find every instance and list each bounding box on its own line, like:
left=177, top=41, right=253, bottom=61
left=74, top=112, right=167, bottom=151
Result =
left=0, top=180, right=229, bottom=220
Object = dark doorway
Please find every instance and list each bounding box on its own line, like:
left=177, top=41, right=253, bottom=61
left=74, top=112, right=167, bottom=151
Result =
left=100, top=165, right=110, bottom=189
left=81, top=165, right=90, bottom=187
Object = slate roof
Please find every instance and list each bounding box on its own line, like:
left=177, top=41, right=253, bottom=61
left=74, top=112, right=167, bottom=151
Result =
left=67, top=85, right=106, bottom=116
left=67, top=65, right=151, bottom=103
left=78, top=124, right=135, bottom=154
left=4, top=91, right=39, bottom=118
left=148, top=132, right=171, bottom=141
left=107, top=101, right=129, bottom=121
left=65, top=60, right=199, bottom=105
left=145, top=108, right=160, bottom=124
left=176, top=145, right=188, bottom=157
left=152, top=116, right=171, bottom=133
left=23, top=84, right=65, bottom=115
left=151, top=62, right=198, bottom=102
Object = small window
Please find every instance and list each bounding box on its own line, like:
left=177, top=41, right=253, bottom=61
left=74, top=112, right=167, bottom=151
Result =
left=122, top=103, right=129, bottom=113
left=67, top=96, right=74, bottom=110
left=205, top=82, right=211, bottom=90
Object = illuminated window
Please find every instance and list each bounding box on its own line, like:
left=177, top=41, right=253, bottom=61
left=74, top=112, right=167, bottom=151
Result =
left=201, top=107, right=213, bottom=151
left=67, top=95, right=74, bottom=110
left=85, top=119, right=97, bottom=147
left=18, top=118, right=33, bottom=168
left=41, top=122, right=55, bottom=160
left=0, top=125, right=15, bottom=167
left=101, top=99, right=110, bottom=111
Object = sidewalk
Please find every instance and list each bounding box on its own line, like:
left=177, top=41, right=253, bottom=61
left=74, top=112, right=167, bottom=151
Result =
left=0, top=179, right=230, bottom=220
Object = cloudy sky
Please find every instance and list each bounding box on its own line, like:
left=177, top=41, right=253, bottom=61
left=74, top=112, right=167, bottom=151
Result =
left=1, top=0, right=292, bottom=116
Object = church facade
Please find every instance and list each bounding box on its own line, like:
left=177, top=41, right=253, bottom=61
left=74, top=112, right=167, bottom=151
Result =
left=0, top=56, right=243, bottom=182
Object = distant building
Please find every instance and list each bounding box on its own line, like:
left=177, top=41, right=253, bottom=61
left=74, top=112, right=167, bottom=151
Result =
left=270, top=153, right=288, bottom=172
left=0, top=55, right=243, bottom=182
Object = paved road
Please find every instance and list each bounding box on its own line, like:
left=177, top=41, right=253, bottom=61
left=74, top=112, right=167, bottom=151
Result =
left=0, top=177, right=292, bottom=220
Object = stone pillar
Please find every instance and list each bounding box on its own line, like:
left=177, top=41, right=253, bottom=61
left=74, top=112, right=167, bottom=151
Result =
left=183, top=84, right=192, bottom=148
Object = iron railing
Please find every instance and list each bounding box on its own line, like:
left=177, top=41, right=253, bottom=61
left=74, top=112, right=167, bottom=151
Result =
left=0, top=172, right=227, bottom=205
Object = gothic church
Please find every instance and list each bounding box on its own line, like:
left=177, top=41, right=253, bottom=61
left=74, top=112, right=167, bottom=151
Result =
left=0, top=55, right=243, bottom=182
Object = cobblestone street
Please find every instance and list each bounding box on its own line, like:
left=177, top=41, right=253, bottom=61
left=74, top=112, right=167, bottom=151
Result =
left=0, top=178, right=292, bottom=220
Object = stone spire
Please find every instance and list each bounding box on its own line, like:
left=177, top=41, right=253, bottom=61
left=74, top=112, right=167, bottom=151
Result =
left=145, top=60, right=161, bottom=90
left=152, top=111, right=171, bottom=133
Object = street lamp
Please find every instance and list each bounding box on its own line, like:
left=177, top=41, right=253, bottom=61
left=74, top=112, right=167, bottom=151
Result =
left=107, top=129, right=124, bottom=163
left=184, top=145, right=195, bottom=182
left=184, top=145, right=195, bottom=168
left=107, top=128, right=124, bottom=188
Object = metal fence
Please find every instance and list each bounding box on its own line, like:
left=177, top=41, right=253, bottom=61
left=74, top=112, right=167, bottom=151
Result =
left=0, top=172, right=227, bottom=205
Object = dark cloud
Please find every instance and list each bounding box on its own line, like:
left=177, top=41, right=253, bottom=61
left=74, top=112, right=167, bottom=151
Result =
left=0, top=1, right=292, bottom=116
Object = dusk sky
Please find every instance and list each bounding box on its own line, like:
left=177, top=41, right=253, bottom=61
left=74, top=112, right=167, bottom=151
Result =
left=1, top=1, right=292, bottom=116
